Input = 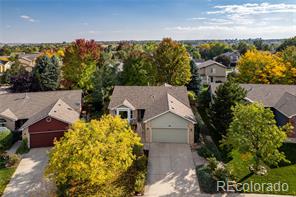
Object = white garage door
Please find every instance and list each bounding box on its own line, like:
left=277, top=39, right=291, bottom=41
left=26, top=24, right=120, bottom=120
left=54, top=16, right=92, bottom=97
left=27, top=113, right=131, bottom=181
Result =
left=152, top=128, right=188, bottom=144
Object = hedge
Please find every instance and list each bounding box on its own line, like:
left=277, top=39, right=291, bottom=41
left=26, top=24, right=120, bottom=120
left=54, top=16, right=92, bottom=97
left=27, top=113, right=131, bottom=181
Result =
left=0, top=129, right=13, bottom=151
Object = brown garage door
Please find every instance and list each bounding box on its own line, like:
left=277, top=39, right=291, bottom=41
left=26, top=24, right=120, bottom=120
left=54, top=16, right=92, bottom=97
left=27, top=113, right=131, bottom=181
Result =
left=30, top=131, right=65, bottom=148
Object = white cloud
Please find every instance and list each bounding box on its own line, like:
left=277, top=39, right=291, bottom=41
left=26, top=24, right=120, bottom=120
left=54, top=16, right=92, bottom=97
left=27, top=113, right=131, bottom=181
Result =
left=164, top=25, right=296, bottom=39
left=20, top=15, right=37, bottom=22
left=187, top=17, right=206, bottom=20
left=185, top=3, right=296, bottom=29
left=88, top=30, right=97, bottom=34
left=207, top=2, right=296, bottom=15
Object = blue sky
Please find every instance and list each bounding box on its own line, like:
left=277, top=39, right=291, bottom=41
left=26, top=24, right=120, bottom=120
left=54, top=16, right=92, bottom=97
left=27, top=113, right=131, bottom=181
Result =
left=0, top=0, right=296, bottom=43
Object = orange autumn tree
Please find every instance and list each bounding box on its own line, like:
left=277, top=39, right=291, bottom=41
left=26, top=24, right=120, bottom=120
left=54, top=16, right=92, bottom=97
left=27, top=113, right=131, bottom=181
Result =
left=237, top=50, right=289, bottom=84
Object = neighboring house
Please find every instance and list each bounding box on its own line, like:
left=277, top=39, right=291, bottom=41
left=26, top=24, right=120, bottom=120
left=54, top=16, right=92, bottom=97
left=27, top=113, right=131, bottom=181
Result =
left=108, top=85, right=196, bottom=146
left=0, top=90, right=82, bottom=148
left=214, top=51, right=240, bottom=67
left=210, top=84, right=296, bottom=139
left=0, top=56, right=13, bottom=75
left=18, top=53, right=40, bottom=72
left=195, top=60, right=227, bottom=85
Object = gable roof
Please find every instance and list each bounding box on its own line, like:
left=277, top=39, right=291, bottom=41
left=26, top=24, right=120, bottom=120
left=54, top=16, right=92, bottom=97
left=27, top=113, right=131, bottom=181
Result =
left=217, top=51, right=240, bottom=57
left=0, top=109, right=17, bottom=121
left=0, top=90, right=82, bottom=121
left=20, top=99, right=80, bottom=130
left=275, top=92, right=296, bottom=118
left=109, top=86, right=196, bottom=123
left=210, top=83, right=296, bottom=118
left=19, top=53, right=40, bottom=62
left=197, top=60, right=226, bottom=69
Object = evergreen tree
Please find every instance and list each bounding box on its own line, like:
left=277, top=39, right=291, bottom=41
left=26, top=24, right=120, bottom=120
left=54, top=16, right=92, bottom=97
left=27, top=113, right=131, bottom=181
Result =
left=210, top=81, right=247, bottom=138
left=187, top=60, right=201, bottom=96
left=33, top=55, right=61, bottom=91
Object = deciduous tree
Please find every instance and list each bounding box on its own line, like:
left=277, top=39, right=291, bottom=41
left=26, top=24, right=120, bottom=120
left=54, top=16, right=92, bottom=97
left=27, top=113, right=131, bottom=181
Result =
left=120, top=50, right=156, bottom=86
left=237, top=50, right=288, bottom=84
left=236, top=41, right=255, bottom=55
left=46, top=115, right=142, bottom=196
left=277, top=36, right=296, bottom=51
left=10, top=70, right=33, bottom=93
left=154, top=38, right=191, bottom=85
left=62, top=39, right=100, bottom=90
left=222, top=103, right=292, bottom=175
left=198, top=42, right=232, bottom=60
left=215, top=55, right=231, bottom=67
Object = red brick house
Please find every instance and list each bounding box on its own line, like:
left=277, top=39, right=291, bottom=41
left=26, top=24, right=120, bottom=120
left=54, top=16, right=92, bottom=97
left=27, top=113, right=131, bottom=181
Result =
left=0, top=90, right=82, bottom=148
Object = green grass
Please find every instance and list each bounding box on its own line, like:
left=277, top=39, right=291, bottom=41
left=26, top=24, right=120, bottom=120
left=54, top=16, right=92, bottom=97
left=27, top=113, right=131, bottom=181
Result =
left=243, top=165, right=296, bottom=195
left=0, top=167, right=16, bottom=195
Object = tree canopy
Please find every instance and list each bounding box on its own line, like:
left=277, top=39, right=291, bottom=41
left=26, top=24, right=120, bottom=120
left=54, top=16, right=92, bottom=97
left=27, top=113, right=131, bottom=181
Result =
left=277, top=36, right=296, bottom=51
left=187, top=60, right=202, bottom=96
left=198, top=42, right=232, bottom=60
left=153, top=38, right=191, bottom=85
left=210, top=80, right=247, bottom=138
left=46, top=115, right=142, bottom=195
left=33, top=55, right=61, bottom=91
left=222, top=103, right=292, bottom=173
left=62, top=39, right=101, bottom=90
left=237, top=50, right=293, bottom=84
left=236, top=41, right=256, bottom=55
left=120, top=50, right=156, bottom=86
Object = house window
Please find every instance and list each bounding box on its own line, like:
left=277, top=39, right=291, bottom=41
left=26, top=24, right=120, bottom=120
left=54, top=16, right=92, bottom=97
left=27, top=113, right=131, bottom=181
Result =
left=119, top=110, right=128, bottom=119
left=0, top=119, right=6, bottom=127
left=211, top=68, right=216, bottom=74
left=116, top=108, right=131, bottom=122
left=130, top=111, right=133, bottom=119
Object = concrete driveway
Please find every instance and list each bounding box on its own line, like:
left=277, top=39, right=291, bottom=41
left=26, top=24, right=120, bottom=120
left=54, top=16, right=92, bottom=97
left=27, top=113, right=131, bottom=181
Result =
left=3, top=148, right=56, bottom=197
left=145, top=143, right=200, bottom=197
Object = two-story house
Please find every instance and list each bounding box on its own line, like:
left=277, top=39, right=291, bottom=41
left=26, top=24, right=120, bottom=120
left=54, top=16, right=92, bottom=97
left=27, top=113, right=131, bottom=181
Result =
left=196, top=60, right=227, bottom=85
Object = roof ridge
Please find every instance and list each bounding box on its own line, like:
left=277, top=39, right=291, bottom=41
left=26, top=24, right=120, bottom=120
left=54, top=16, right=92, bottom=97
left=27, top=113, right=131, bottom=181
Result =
left=0, top=89, right=82, bottom=97
left=48, top=99, right=67, bottom=116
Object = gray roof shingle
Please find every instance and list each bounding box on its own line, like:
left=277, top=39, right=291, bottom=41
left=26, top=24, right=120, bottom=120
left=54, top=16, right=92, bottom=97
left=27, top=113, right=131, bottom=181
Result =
left=275, top=92, right=296, bottom=118
left=20, top=99, right=80, bottom=130
left=210, top=83, right=296, bottom=118
left=0, top=90, right=82, bottom=120
left=109, top=86, right=196, bottom=123
left=197, top=60, right=226, bottom=69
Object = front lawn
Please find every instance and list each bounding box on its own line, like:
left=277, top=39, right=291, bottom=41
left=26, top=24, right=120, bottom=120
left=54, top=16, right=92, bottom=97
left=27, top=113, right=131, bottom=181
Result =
left=243, top=165, right=296, bottom=195
left=0, top=167, right=16, bottom=195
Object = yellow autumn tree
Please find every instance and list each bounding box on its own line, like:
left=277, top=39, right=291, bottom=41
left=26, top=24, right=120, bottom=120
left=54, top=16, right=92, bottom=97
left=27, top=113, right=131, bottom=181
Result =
left=237, top=50, right=288, bottom=84
left=46, top=115, right=142, bottom=196
left=42, top=48, right=65, bottom=58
